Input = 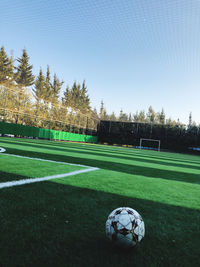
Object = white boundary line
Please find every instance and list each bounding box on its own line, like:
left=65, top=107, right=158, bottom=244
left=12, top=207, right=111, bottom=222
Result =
left=0, top=168, right=99, bottom=189
left=2, top=153, right=94, bottom=168
left=0, top=151, right=99, bottom=189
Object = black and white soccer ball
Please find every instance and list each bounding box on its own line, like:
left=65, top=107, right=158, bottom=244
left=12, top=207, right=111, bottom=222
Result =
left=106, top=207, right=145, bottom=248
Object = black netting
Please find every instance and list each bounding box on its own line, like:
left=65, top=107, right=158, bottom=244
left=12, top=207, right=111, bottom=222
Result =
left=97, top=120, right=200, bottom=151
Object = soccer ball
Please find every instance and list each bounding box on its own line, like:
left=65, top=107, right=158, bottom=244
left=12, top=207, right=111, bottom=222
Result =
left=105, top=207, right=145, bottom=248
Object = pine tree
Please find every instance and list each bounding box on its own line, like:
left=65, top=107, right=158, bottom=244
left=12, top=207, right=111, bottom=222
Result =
left=138, top=111, right=146, bottom=122
left=88, top=108, right=99, bottom=130
left=15, top=49, right=35, bottom=87
left=133, top=111, right=139, bottom=122
left=32, top=68, right=46, bottom=125
left=147, top=106, right=156, bottom=123
left=160, top=108, right=165, bottom=124
left=119, top=109, right=128, bottom=121
left=70, top=81, right=80, bottom=110
left=166, top=118, right=177, bottom=126
left=103, top=109, right=109, bottom=120
left=80, top=80, right=90, bottom=112
left=100, top=100, right=105, bottom=119
left=189, top=112, right=192, bottom=126
left=12, top=49, right=34, bottom=124
left=98, top=100, right=110, bottom=120
left=91, top=108, right=99, bottom=121
left=44, top=65, right=52, bottom=102
left=62, top=80, right=90, bottom=114
left=119, top=109, right=123, bottom=121
left=110, top=112, right=117, bottom=121
left=50, top=74, right=64, bottom=129
left=134, top=110, right=146, bottom=122
left=72, top=81, right=79, bottom=109
left=157, top=108, right=165, bottom=124
left=33, top=68, right=46, bottom=101
left=128, top=113, right=132, bottom=122
left=0, top=46, right=15, bottom=84
left=62, top=85, right=71, bottom=107
left=51, top=73, right=63, bottom=104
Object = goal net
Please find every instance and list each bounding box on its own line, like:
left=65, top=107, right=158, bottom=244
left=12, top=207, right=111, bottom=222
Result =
left=139, top=138, right=161, bottom=151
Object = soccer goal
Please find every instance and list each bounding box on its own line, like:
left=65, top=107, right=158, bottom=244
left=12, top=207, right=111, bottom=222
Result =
left=139, top=138, right=161, bottom=151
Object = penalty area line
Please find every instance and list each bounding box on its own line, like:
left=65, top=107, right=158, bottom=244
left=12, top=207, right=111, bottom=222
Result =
left=0, top=167, right=99, bottom=189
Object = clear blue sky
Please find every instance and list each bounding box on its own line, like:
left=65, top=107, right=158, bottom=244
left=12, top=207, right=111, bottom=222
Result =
left=1, top=0, right=200, bottom=124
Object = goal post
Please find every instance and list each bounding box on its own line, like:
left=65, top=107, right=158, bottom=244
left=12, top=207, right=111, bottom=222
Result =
left=139, top=138, right=161, bottom=151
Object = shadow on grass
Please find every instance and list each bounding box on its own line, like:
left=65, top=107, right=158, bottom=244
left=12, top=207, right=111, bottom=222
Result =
left=1, top=139, right=200, bottom=172
left=59, top=141, right=200, bottom=164
left=0, top=171, right=30, bottom=183
left=2, top=136, right=200, bottom=166
left=29, top=138, right=200, bottom=165
left=0, top=182, right=199, bottom=267
left=4, top=147, right=200, bottom=184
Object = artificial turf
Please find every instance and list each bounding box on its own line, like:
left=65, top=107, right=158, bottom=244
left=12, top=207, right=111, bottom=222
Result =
left=0, top=154, right=87, bottom=183
left=0, top=137, right=199, bottom=267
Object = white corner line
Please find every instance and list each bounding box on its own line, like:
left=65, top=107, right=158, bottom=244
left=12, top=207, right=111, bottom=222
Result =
left=0, top=167, right=99, bottom=189
left=1, top=153, right=93, bottom=168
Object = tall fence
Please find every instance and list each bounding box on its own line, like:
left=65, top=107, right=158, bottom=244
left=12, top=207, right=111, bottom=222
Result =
left=0, top=121, right=98, bottom=143
left=0, top=85, right=99, bottom=136
left=98, top=120, right=200, bottom=151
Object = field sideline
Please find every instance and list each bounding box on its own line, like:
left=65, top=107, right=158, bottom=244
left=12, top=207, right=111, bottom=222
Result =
left=0, top=137, right=199, bottom=267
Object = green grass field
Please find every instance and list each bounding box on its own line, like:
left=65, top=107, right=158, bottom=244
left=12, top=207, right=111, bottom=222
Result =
left=0, top=137, right=199, bottom=267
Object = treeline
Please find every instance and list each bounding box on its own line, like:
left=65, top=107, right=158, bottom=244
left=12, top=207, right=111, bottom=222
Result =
left=100, top=102, right=198, bottom=127
left=0, top=46, right=99, bottom=133
left=0, top=45, right=198, bottom=136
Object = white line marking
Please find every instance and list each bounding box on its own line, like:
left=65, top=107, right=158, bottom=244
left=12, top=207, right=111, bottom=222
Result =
left=2, top=153, right=93, bottom=168
left=0, top=147, right=6, bottom=153
left=0, top=167, right=99, bottom=189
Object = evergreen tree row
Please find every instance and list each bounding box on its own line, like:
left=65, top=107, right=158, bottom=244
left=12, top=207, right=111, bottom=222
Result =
left=0, top=45, right=198, bottom=132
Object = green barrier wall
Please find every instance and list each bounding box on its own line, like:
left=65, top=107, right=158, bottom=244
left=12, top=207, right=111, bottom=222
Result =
left=0, top=121, right=98, bottom=143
